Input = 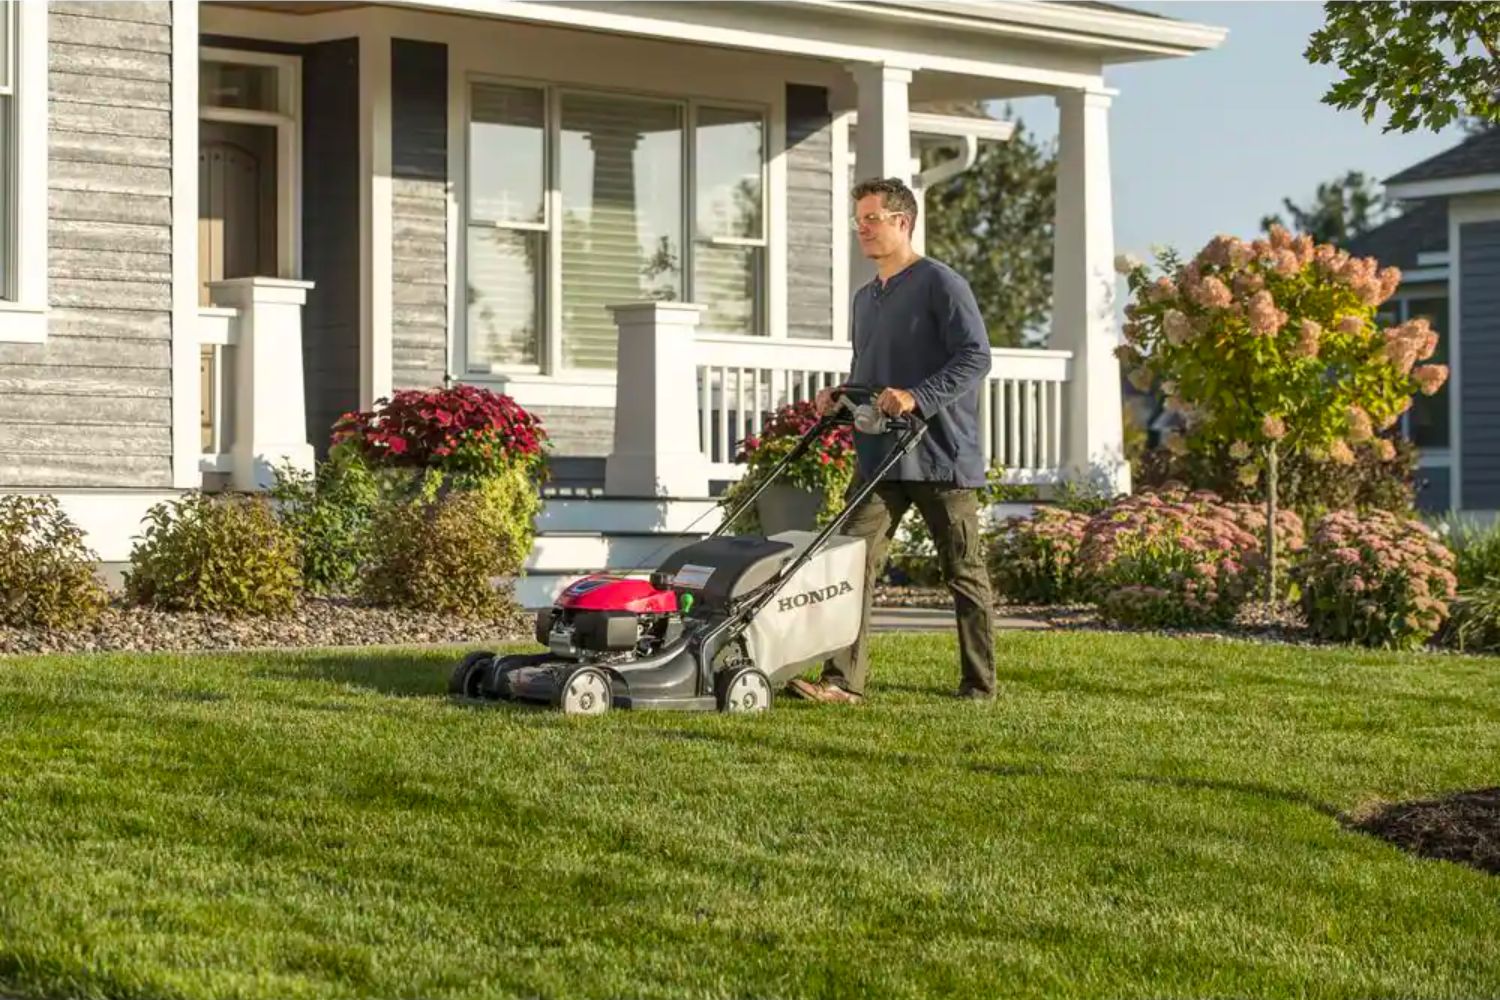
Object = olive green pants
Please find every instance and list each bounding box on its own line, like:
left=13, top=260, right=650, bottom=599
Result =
left=820, top=478, right=996, bottom=697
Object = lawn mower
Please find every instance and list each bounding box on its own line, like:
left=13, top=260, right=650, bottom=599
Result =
left=447, top=385, right=929, bottom=715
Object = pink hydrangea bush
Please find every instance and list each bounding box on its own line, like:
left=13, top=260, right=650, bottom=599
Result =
left=1295, top=510, right=1458, bottom=649
left=1076, top=488, right=1268, bottom=627
left=987, top=507, right=1091, bottom=604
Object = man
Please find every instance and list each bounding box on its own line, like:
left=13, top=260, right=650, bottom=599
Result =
left=786, top=176, right=997, bottom=706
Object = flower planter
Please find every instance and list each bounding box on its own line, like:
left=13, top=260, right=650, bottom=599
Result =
left=755, top=484, right=823, bottom=535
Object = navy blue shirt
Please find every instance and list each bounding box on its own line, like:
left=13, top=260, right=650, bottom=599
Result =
left=848, top=256, right=991, bottom=487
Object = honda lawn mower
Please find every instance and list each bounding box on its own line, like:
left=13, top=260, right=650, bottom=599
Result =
left=447, top=385, right=928, bottom=715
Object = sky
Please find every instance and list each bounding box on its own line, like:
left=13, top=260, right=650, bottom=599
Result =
left=995, top=0, right=1468, bottom=266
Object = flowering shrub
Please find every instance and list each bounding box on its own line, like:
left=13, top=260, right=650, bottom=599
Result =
left=1295, top=510, right=1457, bottom=649
left=0, top=495, right=108, bottom=629
left=1115, top=229, right=1447, bottom=596
left=331, top=384, right=548, bottom=483
left=1076, top=488, right=1266, bottom=628
left=987, top=507, right=1091, bottom=604
left=718, top=400, right=855, bottom=533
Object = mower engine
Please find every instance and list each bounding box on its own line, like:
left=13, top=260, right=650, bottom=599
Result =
left=534, top=575, right=685, bottom=663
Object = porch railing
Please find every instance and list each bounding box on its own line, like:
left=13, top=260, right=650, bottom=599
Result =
left=691, top=333, right=1073, bottom=483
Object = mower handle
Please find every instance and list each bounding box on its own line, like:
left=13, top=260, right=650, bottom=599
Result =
left=827, top=383, right=925, bottom=434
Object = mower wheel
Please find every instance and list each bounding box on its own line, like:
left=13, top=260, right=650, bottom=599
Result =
left=448, top=650, right=496, bottom=698
left=718, top=667, right=772, bottom=714
left=555, top=666, right=612, bottom=716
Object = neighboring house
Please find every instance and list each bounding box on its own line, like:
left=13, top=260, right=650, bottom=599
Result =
left=1349, top=126, right=1500, bottom=514
left=0, top=0, right=1225, bottom=606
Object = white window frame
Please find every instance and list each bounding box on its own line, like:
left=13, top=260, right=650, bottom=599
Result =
left=198, top=47, right=304, bottom=282
left=457, top=74, right=770, bottom=379
left=0, top=0, right=47, bottom=343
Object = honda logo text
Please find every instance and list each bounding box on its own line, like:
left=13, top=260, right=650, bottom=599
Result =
left=777, top=580, right=854, bottom=612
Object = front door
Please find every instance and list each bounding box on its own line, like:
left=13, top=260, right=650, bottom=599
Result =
left=198, top=120, right=279, bottom=305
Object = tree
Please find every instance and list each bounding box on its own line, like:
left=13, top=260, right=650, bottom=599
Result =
left=923, top=108, right=1056, bottom=348
left=1305, top=1, right=1500, bottom=134
left=1115, top=228, right=1448, bottom=600
left=1260, top=170, right=1396, bottom=249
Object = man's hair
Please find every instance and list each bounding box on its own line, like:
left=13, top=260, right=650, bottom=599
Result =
left=851, top=176, right=918, bottom=225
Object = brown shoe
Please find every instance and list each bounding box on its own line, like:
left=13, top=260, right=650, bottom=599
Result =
left=785, top=678, right=864, bottom=704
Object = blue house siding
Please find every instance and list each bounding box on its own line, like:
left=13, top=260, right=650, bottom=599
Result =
left=1459, top=220, right=1500, bottom=508
left=1416, top=465, right=1451, bottom=512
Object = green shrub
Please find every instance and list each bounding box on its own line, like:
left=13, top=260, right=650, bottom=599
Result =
left=126, top=493, right=302, bottom=616
left=0, top=494, right=108, bottom=629
left=269, top=448, right=381, bottom=595
left=1427, top=511, right=1500, bottom=591
left=1135, top=433, right=1420, bottom=523
left=1295, top=509, right=1457, bottom=649
left=987, top=507, right=1091, bottom=604
left=361, top=466, right=539, bottom=617
left=1439, top=584, right=1500, bottom=653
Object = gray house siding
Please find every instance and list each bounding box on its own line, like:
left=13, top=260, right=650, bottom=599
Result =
left=1459, top=220, right=1500, bottom=508
left=300, top=38, right=362, bottom=454
left=785, top=83, right=834, bottom=341
left=391, top=38, right=448, bottom=391
left=0, top=2, right=173, bottom=489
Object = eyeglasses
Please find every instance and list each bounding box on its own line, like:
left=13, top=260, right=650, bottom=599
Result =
left=851, top=211, right=905, bottom=230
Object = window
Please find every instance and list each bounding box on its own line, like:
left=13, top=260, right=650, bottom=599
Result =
left=1379, top=295, right=1451, bottom=451
left=0, top=0, right=44, bottom=342
left=463, top=79, right=767, bottom=374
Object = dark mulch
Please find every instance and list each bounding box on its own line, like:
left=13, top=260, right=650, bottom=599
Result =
left=1346, top=788, right=1500, bottom=876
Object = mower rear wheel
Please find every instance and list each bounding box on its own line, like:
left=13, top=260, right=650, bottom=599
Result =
left=718, top=667, right=772, bottom=714
left=448, top=650, right=495, bottom=698
left=556, top=666, right=612, bottom=716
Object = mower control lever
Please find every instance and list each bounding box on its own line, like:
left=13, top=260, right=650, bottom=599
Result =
left=830, top=384, right=923, bottom=435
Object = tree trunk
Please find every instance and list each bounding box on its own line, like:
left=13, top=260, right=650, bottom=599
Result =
left=1266, top=441, right=1279, bottom=605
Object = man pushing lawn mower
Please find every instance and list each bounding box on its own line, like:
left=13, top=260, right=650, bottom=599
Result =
left=785, top=177, right=998, bottom=706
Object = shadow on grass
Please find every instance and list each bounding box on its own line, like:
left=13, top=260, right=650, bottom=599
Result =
left=1345, top=787, right=1500, bottom=876
left=256, top=650, right=462, bottom=698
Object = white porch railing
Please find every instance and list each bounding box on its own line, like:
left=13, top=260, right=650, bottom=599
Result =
left=199, top=306, right=239, bottom=475
left=692, top=333, right=1073, bottom=483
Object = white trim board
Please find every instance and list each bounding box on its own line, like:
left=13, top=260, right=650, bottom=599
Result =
left=170, top=1, right=203, bottom=488
left=1388, top=173, right=1500, bottom=201
left=0, top=0, right=47, bottom=344
left=1, top=490, right=185, bottom=564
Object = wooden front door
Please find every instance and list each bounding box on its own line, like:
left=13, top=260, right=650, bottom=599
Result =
left=198, top=120, right=279, bottom=306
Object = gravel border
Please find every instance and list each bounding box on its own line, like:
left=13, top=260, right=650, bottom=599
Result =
left=0, top=597, right=534, bottom=657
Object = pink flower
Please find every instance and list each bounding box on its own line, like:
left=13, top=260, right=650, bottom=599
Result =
left=1189, top=276, right=1233, bottom=309
left=1413, top=364, right=1448, bottom=395
left=1347, top=405, right=1373, bottom=443
left=1148, top=276, right=1178, bottom=303
left=1268, top=225, right=1293, bottom=251
left=1261, top=414, right=1286, bottom=441
left=1273, top=249, right=1300, bottom=276
left=1338, top=314, right=1365, bottom=336
left=1247, top=290, right=1287, bottom=335
left=1291, top=318, right=1321, bottom=359
left=1229, top=440, right=1252, bottom=461
left=1328, top=439, right=1356, bottom=466
left=1377, top=266, right=1402, bottom=302
left=1234, top=270, right=1265, bottom=297
left=1163, top=309, right=1192, bottom=345
left=1372, top=438, right=1397, bottom=462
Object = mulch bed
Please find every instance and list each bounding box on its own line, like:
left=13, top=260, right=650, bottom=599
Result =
left=1345, top=789, right=1500, bottom=876
left=0, top=597, right=534, bottom=657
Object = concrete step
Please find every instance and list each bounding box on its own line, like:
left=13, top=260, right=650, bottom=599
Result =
left=536, top=496, right=724, bottom=534
left=524, top=531, right=703, bottom=574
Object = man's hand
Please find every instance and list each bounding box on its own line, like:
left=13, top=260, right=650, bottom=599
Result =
left=877, top=387, right=917, bottom=417
left=815, top=386, right=839, bottom=416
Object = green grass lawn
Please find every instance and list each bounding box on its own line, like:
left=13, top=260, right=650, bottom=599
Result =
left=1, top=632, right=1498, bottom=1000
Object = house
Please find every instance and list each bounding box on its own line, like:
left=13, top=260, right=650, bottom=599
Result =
left=0, top=0, right=1225, bottom=606
left=1349, top=126, right=1500, bottom=514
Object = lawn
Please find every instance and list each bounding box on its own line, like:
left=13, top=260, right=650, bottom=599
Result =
left=1, top=631, right=1498, bottom=1000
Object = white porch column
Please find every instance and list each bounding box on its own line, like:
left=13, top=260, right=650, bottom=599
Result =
left=208, top=278, right=317, bottom=491
left=605, top=302, right=710, bottom=497
left=1052, top=88, right=1130, bottom=495
left=847, top=62, right=914, bottom=286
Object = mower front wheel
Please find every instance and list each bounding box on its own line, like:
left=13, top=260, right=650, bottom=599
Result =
left=555, top=665, right=612, bottom=716
left=448, top=650, right=496, bottom=699
left=718, top=667, right=772, bottom=714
